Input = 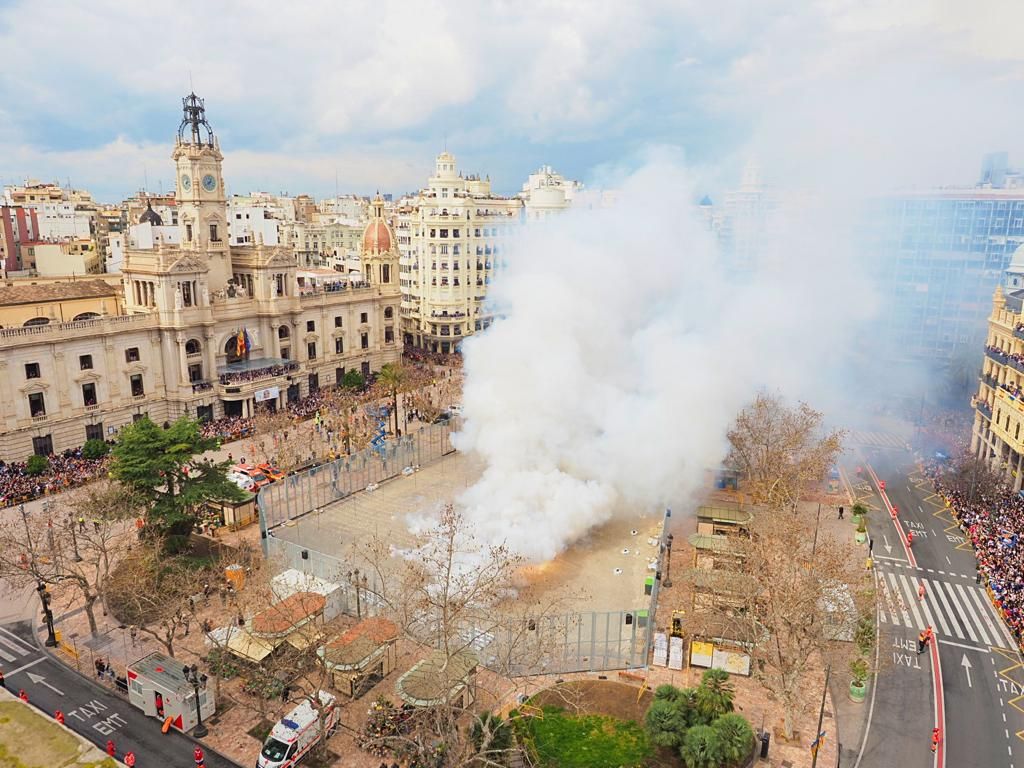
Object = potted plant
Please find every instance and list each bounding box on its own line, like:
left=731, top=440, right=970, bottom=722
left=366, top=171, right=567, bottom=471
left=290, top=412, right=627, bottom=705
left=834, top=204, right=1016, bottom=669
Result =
left=849, top=657, right=869, bottom=702
left=851, top=502, right=868, bottom=526
left=855, top=515, right=868, bottom=544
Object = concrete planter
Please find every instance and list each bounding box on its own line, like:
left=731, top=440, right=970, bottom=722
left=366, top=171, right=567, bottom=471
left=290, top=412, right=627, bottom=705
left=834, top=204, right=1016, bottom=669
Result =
left=849, top=679, right=867, bottom=702
left=854, top=530, right=867, bottom=545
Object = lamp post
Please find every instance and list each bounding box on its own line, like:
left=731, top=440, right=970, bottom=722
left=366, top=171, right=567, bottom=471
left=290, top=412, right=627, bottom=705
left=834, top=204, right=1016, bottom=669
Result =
left=347, top=569, right=368, bottom=618
left=663, top=533, right=674, bottom=588
left=37, top=582, right=57, bottom=647
left=183, top=664, right=209, bottom=737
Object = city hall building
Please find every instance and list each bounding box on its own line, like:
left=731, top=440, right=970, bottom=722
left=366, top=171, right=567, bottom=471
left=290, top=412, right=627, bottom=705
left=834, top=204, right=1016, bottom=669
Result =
left=0, top=95, right=400, bottom=460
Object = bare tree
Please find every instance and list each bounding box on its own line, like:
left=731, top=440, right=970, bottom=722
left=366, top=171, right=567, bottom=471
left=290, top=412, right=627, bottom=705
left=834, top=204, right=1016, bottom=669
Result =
left=726, top=393, right=845, bottom=511
left=0, top=482, right=137, bottom=635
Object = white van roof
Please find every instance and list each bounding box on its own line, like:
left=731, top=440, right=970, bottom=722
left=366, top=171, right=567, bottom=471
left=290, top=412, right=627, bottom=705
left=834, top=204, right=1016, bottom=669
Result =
left=268, top=692, right=336, bottom=742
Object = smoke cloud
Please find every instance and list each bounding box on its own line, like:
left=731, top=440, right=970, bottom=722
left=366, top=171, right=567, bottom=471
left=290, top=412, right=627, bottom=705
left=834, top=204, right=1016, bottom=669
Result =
left=451, top=155, right=875, bottom=562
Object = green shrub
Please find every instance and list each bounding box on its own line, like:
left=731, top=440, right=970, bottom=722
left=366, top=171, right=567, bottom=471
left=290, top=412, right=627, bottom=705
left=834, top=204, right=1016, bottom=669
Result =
left=850, top=657, right=870, bottom=685
left=695, top=669, right=735, bottom=722
left=679, top=724, right=724, bottom=768
left=81, top=439, right=110, bottom=459
left=25, top=454, right=49, bottom=476
left=712, top=713, right=754, bottom=764
left=645, top=698, right=688, bottom=749
left=854, top=616, right=876, bottom=657
left=342, top=370, right=365, bottom=390
left=851, top=502, right=868, bottom=518
left=654, top=683, right=684, bottom=703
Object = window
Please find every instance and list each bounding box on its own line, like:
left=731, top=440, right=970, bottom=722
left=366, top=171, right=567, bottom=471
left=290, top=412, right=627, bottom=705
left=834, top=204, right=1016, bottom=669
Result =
left=278, top=325, right=290, bottom=340
left=360, top=333, right=369, bottom=350
left=85, top=423, right=103, bottom=442
left=32, top=435, right=53, bottom=456
left=453, top=229, right=460, bottom=238
left=210, top=224, right=220, bottom=242
left=130, top=374, right=144, bottom=397
left=79, top=354, right=93, bottom=370
left=281, top=347, right=290, bottom=360
left=306, top=320, right=316, bottom=332
left=440, top=229, right=449, bottom=238
left=28, top=392, right=46, bottom=417
left=307, top=342, right=317, bottom=360
left=185, top=339, right=201, bottom=356
left=185, top=223, right=193, bottom=241
left=308, top=373, right=319, bottom=393
left=381, top=264, right=391, bottom=283
left=125, top=347, right=140, bottom=363
left=188, top=363, right=203, bottom=383
left=360, top=312, right=368, bottom=324
left=361, top=361, right=371, bottom=377
left=384, top=307, right=394, bottom=320
left=25, top=363, right=40, bottom=379
left=335, top=338, right=344, bottom=354
left=82, top=383, right=97, bottom=407
left=385, top=326, right=394, bottom=343
left=336, top=367, right=345, bottom=386
left=334, top=316, right=343, bottom=328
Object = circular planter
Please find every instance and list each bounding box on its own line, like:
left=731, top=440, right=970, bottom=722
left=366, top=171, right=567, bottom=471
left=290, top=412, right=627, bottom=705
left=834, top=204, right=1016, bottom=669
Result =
left=851, top=513, right=864, bottom=527
left=854, top=530, right=867, bottom=544
left=849, top=680, right=867, bottom=702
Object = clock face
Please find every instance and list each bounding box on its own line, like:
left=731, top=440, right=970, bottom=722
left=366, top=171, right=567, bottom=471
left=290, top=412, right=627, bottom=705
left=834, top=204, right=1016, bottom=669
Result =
left=181, top=174, right=191, bottom=191
left=202, top=174, right=217, bottom=192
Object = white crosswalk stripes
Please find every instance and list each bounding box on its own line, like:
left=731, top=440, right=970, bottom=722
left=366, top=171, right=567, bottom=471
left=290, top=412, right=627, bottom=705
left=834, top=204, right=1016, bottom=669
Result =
left=876, top=570, right=1012, bottom=648
left=0, top=633, right=33, bottom=663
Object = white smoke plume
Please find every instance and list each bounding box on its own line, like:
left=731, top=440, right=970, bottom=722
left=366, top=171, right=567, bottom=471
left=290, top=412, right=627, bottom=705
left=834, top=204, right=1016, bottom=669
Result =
left=451, top=156, right=875, bottom=562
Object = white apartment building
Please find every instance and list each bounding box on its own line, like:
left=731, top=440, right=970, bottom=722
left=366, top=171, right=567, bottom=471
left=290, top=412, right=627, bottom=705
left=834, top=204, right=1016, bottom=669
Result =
left=400, top=152, right=521, bottom=354
left=519, top=165, right=582, bottom=221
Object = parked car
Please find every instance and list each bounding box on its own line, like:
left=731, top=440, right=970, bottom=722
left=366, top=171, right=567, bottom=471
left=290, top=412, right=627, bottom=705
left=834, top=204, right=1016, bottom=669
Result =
left=232, top=463, right=272, bottom=489
left=227, top=472, right=256, bottom=492
left=256, top=463, right=286, bottom=482
left=257, top=692, right=338, bottom=768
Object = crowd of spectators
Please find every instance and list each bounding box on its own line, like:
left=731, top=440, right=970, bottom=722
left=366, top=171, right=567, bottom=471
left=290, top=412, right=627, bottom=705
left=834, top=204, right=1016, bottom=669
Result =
left=0, top=448, right=110, bottom=507
left=926, top=462, right=1024, bottom=646
left=985, top=345, right=1024, bottom=369
left=218, top=362, right=299, bottom=385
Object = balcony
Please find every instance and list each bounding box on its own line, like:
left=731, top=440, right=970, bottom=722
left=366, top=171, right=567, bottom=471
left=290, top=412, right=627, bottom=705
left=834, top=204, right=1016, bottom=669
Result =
left=31, top=413, right=47, bottom=423
left=985, top=346, right=1024, bottom=374
left=1015, top=326, right=1024, bottom=342
left=975, top=396, right=992, bottom=419
left=192, top=380, right=214, bottom=393
left=132, top=393, right=147, bottom=401
left=217, top=360, right=299, bottom=386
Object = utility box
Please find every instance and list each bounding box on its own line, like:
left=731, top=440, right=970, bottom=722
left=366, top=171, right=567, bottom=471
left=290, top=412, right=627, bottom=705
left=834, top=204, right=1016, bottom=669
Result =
left=126, top=652, right=214, bottom=733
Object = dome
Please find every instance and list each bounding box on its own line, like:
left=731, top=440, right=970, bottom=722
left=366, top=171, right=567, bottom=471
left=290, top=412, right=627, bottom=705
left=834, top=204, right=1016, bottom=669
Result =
left=139, top=201, right=163, bottom=226
left=361, top=194, right=394, bottom=255
left=1010, top=242, right=1024, bottom=273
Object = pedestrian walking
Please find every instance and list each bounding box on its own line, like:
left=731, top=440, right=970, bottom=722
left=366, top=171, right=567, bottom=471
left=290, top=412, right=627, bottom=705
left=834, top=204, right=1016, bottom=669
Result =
left=931, top=727, right=942, bottom=752
left=838, top=505, right=844, bottom=520
left=18, top=689, right=28, bottom=702
left=92, top=519, right=100, bottom=533
left=78, top=516, right=86, bottom=532
left=868, top=536, right=874, bottom=554
left=129, top=625, right=138, bottom=647
left=106, top=740, right=116, bottom=758
left=218, top=585, right=227, bottom=606
left=124, top=751, right=136, bottom=767
left=54, top=710, right=65, bottom=724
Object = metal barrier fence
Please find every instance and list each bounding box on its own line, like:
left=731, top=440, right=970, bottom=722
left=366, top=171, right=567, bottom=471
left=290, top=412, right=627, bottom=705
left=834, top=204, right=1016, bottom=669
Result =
left=257, top=421, right=454, bottom=541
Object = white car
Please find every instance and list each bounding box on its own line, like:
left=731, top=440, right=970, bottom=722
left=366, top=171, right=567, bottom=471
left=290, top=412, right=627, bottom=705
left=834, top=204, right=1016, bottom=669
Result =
left=227, top=471, right=256, bottom=491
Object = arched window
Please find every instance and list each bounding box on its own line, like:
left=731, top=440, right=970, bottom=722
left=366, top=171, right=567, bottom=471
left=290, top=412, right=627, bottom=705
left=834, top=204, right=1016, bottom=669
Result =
left=185, top=338, right=202, bottom=355
left=23, top=317, right=50, bottom=327
left=72, top=312, right=100, bottom=321
left=384, top=307, right=394, bottom=320
left=278, top=325, right=290, bottom=340
left=224, top=336, right=243, bottom=363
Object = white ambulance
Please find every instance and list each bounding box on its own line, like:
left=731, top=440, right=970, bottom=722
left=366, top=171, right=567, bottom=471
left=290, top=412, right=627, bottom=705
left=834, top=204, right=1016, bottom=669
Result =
left=256, top=691, right=339, bottom=768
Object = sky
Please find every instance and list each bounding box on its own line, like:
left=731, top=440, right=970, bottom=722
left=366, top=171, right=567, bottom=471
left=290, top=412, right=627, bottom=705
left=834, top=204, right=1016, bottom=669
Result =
left=2, top=0, right=1024, bottom=202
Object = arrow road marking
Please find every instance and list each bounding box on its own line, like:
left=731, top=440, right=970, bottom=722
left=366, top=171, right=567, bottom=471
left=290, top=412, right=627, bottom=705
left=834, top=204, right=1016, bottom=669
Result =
left=27, top=671, right=63, bottom=695
left=883, top=534, right=893, bottom=554
left=961, top=654, right=973, bottom=688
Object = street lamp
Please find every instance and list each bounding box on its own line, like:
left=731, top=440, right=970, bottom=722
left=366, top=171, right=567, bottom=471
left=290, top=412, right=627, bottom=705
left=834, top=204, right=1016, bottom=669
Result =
left=37, top=582, right=57, bottom=647
left=183, top=664, right=209, bottom=737
left=347, top=569, right=368, bottom=618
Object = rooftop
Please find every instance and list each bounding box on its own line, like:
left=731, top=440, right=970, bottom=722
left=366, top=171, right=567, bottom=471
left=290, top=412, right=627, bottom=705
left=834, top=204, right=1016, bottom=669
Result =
left=396, top=648, right=478, bottom=707
left=0, top=278, right=118, bottom=307
left=251, top=591, right=326, bottom=637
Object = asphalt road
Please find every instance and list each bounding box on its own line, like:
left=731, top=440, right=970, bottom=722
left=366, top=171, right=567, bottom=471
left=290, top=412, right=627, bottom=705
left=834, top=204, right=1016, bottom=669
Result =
left=0, top=619, right=240, bottom=768
left=856, top=447, right=1024, bottom=768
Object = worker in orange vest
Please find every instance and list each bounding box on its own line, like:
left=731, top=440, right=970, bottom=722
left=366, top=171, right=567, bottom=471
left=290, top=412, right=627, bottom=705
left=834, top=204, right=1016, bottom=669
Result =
left=54, top=710, right=65, bottom=725
left=931, top=727, right=942, bottom=752
left=106, top=740, right=116, bottom=757
left=18, top=689, right=28, bottom=703
left=194, top=746, right=205, bottom=768
left=124, top=751, right=136, bottom=767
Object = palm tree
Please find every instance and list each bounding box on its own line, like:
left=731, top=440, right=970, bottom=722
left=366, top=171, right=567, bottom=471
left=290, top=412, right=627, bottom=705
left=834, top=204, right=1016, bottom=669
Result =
left=695, top=669, right=735, bottom=722
left=645, top=698, right=688, bottom=749
left=377, top=362, right=407, bottom=436
left=713, top=713, right=755, bottom=765
left=679, top=725, right=724, bottom=768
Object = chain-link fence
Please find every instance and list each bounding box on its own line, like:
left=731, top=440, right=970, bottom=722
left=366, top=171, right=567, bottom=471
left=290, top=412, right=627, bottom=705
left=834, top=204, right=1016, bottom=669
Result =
left=257, top=421, right=454, bottom=537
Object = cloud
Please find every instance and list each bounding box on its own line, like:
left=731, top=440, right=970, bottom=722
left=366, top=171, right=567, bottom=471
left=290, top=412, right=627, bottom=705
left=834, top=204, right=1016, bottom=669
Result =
left=1, top=1, right=1023, bottom=200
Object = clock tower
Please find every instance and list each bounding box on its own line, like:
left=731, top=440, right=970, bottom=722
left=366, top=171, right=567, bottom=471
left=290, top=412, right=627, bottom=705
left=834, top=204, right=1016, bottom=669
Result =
left=172, top=93, right=231, bottom=291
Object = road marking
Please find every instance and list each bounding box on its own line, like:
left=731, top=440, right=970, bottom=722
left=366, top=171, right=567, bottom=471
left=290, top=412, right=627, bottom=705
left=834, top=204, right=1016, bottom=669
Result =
left=920, top=579, right=950, bottom=637
left=888, top=572, right=914, bottom=626
left=962, top=654, right=974, bottom=687
left=3, top=656, right=45, bottom=677
left=964, top=580, right=1008, bottom=647
left=938, top=638, right=989, bottom=652
left=930, top=581, right=965, bottom=640
left=946, top=556, right=951, bottom=565
left=949, top=582, right=986, bottom=645
left=873, top=554, right=906, bottom=563
left=0, top=628, right=35, bottom=653
left=900, top=573, right=927, bottom=629
left=26, top=671, right=63, bottom=695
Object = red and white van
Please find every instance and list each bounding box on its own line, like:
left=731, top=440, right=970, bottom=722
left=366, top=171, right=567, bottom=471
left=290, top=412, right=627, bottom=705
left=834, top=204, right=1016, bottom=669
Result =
left=256, top=692, right=338, bottom=768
